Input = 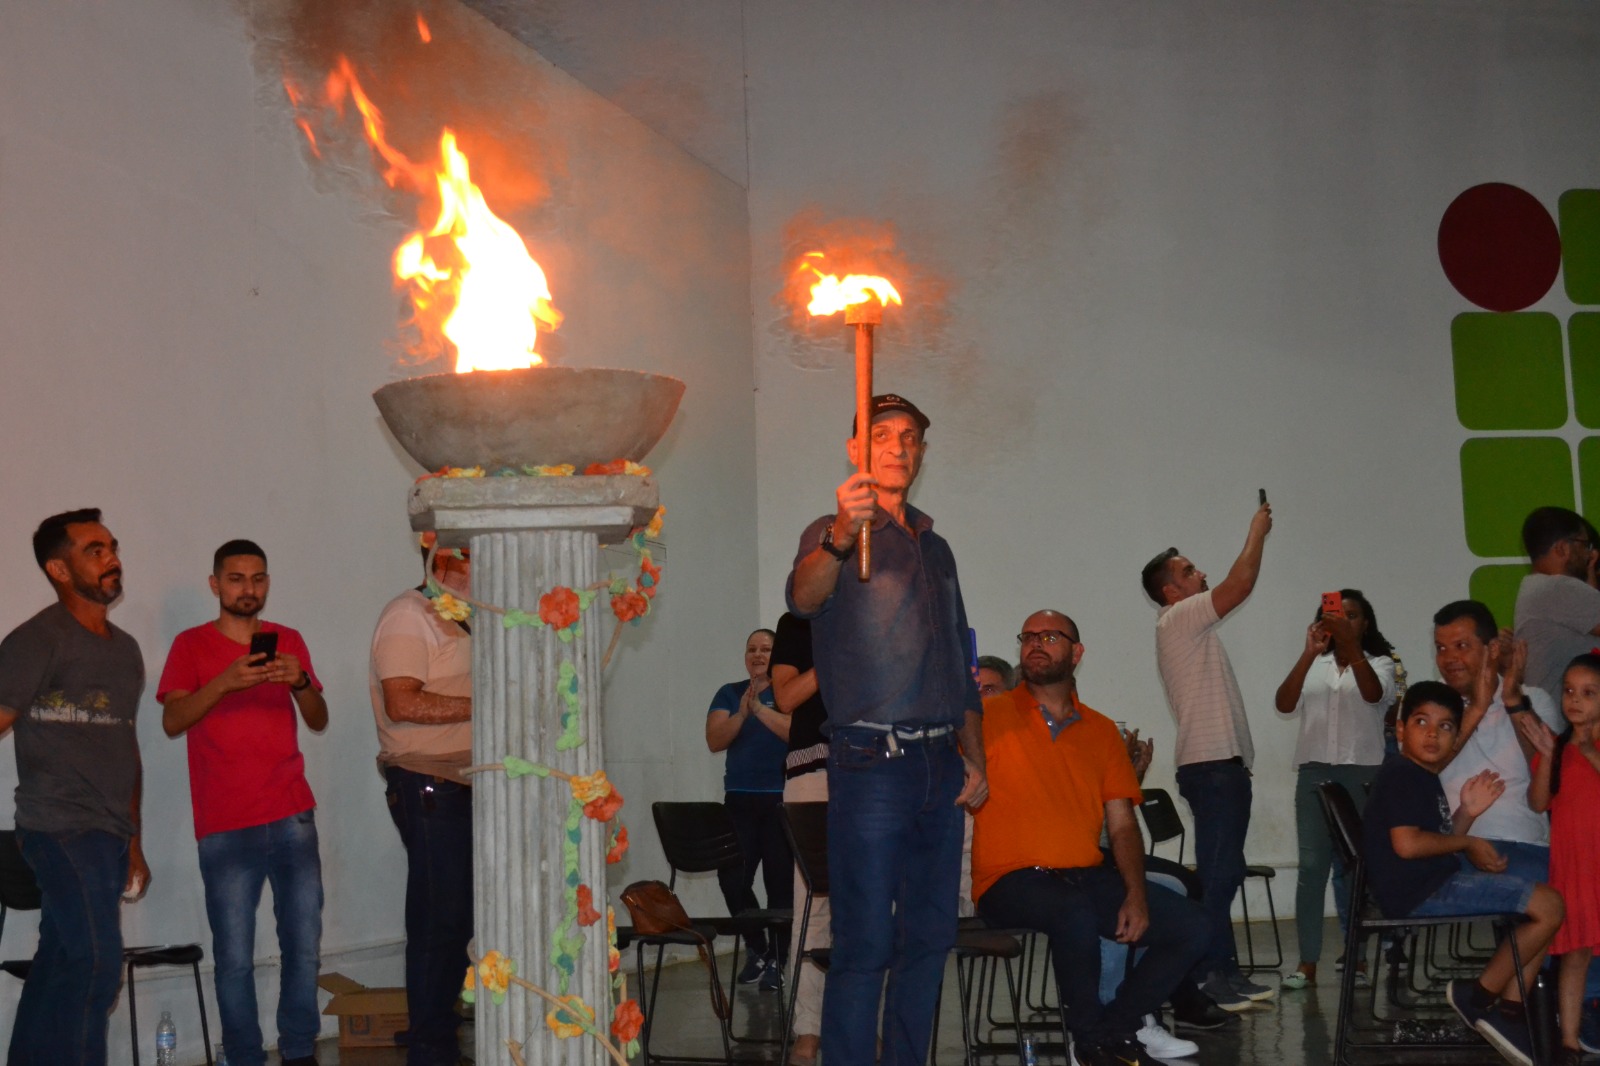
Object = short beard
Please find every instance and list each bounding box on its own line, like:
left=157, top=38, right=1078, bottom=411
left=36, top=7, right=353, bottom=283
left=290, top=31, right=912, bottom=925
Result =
left=1021, top=658, right=1074, bottom=686
left=223, top=599, right=262, bottom=619
left=72, top=573, right=120, bottom=606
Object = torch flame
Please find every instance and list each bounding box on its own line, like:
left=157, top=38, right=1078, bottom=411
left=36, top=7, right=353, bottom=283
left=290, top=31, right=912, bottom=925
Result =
left=801, top=253, right=902, bottom=317
left=290, top=57, right=561, bottom=372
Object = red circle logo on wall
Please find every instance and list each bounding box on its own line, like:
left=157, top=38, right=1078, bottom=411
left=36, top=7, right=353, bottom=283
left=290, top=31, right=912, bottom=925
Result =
left=1438, top=183, right=1561, bottom=312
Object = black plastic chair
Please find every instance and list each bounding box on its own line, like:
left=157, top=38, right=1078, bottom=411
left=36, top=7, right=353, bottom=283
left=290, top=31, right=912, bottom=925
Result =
left=1138, top=787, right=1283, bottom=973
left=0, top=830, right=213, bottom=1066
left=1316, top=781, right=1540, bottom=1066
left=649, top=802, right=793, bottom=1056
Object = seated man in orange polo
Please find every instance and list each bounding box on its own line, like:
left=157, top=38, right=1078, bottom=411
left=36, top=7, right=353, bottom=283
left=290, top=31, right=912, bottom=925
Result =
left=973, top=610, right=1209, bottom=1066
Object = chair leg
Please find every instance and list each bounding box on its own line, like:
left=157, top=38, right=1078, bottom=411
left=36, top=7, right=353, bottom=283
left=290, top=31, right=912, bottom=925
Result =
left=128, top=959, right=141, bottom=1066
left=1239, top=884, right=1256, bottom=973
left=780, top=902, right=810, bottom=1066
left=1261, top=876, right=1284, bottom=971
left=192, top=961, right=214, bottom=1066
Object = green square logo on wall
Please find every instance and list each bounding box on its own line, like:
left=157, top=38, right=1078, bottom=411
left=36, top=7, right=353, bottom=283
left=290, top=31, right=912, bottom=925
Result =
left=1560, top=190, right=1600, bottom=305
left=1460, top=437, right=1574, bottom=557
left=1451, top=312, right=1566, bottom=430
left=1573, top=314, right=1600, bottom=428
left=1469, top=563, right=1533, bottom=630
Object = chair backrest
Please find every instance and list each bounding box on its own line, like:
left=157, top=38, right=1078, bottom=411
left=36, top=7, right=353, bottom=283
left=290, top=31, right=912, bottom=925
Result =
left=1317, top=781, right=1363, bottom=873
left=652, top=802, right=743, bottom=887
left=1137, top=788, right=1186, bottom=862
left=0, top=830, right=41, bottom=949
left=781, top=802, right=828, bottom=897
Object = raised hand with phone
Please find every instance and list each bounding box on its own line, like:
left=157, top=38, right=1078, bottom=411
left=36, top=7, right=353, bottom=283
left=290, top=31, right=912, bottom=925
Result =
left=1273, top=588, right=1399, bottom=990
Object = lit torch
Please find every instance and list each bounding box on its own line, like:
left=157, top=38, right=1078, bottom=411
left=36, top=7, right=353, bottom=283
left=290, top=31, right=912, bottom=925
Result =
left=804, top=255, right=902, bottom=581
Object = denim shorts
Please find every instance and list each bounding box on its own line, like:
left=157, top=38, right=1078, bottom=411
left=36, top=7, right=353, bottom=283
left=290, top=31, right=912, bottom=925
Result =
left=1410, top=867, right=1535, bottom=919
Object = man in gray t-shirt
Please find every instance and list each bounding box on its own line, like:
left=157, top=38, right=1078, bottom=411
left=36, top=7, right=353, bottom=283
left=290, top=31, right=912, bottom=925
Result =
left=1514, top=507, right=1600, bottom=700
left=0, top=509, right=146, bottom=1066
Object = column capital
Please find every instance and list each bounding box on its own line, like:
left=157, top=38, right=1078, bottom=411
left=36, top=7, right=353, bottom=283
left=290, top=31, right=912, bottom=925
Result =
left=409, top=475, right=660, bottom=546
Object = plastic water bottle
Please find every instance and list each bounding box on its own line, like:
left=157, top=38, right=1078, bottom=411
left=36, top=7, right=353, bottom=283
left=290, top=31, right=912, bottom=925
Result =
left=1022, top=1034, right=1038, bottom=1066
left=155, top=1011, right=177, bottom=1066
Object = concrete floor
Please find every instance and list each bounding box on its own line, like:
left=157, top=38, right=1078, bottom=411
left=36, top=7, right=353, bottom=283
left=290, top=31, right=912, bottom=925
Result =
left=274, top=917, right=1515, bottom=1066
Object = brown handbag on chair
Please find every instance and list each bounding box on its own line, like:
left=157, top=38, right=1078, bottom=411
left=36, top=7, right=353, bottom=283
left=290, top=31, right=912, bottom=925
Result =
left=620, top=879, right=731, bottom=1022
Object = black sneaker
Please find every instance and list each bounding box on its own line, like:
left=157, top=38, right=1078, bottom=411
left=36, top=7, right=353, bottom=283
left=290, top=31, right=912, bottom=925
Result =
left=1073, top=1039, right=1150, bottom=1066
left=1170, top=986, right=1235, bottom=1031
left=757, top=960, right=784, bottom=992
left=736, top=952, right=768, bottom=985
left=1446, top=978, right=1488, bottom=1030
left=1476, top=1003, right=1535, bottom=1066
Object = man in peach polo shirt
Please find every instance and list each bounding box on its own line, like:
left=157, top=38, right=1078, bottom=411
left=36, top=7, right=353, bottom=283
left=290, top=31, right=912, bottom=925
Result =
left=973, top=610, right=1207, bottom=1066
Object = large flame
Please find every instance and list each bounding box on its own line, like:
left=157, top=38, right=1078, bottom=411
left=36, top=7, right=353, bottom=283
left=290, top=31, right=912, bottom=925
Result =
left=801, top=252, right=902, bottom=317
left=292, top=57, right=561, bottom=372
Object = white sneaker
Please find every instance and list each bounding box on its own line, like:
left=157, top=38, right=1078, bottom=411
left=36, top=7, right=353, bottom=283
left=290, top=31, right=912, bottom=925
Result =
left=1137, top=1015, right=1199, bottom=1059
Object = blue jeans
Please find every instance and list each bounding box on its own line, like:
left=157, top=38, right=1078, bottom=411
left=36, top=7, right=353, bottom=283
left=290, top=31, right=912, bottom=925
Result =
left=821, top=729, right=964, bottom=1066
left=1176, top=758, right=1252, bottom=974
left=197, top=809, right=324, bottom=1066
left=1098, top=867, right=1190, bottom=1004
left=1410, top=867, right=1536, bottom=918
left=1483, top=840, right=1550, bottom=885
left=385, top=767, right=474, bottom=1066
left=8, top=828, right=128, bottom=1066
left=982, top=866, right=1207, bottom=1045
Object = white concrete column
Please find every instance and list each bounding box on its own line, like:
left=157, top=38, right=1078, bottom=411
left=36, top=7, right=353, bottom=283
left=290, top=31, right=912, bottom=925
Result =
left=410, top=475, right=657, bottom=1065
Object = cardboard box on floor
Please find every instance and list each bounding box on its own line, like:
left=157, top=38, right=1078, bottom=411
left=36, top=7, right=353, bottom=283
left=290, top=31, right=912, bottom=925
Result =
left=318, top=973, right=408, bottom=1047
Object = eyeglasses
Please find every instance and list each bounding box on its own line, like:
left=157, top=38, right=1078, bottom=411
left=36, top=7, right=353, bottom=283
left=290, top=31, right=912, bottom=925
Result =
left=1017, top=631, right=1077, bottom=648
left=1567, top=536, right=1593, bottom=551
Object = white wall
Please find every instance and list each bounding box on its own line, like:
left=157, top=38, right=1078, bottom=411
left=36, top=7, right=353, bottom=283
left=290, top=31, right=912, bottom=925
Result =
left=744, top=1, right=1600, bottom=919
left=0, top=0, right=755, bottom=1060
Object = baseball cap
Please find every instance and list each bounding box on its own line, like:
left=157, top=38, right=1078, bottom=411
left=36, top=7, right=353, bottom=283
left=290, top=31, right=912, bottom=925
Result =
left=851, top=393, right=931, bottom=436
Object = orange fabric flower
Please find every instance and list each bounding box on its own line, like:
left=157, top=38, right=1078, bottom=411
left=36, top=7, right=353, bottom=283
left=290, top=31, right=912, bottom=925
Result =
left=638, top=557, right=661, bottom=599
left=612, top=591, right=649, bottom=623
left=611, top=999, right=644, bottom=1043
left=576, top=884, right=602, bottom=926
left=539, top=587, right=581, bottom=630
left=476, top=951, right=515, bottom=1003
left=546, top=995, right=594, bottom=1039
left=607, top=825, right=629, bottom=864
left=583, top=785, right=624, bottom=822
left=584, top=459, right=627, bottom=476
left=569, top=770, right=612, bottom=805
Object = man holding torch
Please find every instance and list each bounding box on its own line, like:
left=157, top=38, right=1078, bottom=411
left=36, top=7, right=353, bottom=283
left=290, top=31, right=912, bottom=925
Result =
left=787, top=394, right=988, bottom=1066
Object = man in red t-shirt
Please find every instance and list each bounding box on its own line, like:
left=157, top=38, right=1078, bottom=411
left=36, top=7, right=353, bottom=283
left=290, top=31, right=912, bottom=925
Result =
left=157, top=540, right=327, bottom=1066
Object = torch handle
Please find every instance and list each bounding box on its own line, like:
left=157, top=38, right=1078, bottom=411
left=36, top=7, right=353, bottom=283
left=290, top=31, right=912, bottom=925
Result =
left=855, top=323, right=874, bottom=582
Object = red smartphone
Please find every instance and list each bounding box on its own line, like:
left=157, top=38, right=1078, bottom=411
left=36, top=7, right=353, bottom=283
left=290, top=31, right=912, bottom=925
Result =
left=1321, top=591, right=1344, bottom=617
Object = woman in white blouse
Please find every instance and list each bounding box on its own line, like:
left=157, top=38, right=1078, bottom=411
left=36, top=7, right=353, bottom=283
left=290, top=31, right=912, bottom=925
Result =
left=1273, top=588, right=1397, bottom=990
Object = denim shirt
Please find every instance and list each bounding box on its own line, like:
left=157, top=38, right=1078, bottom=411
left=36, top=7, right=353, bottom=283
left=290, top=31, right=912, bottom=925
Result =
left=786, top=505, right=982, bottom=731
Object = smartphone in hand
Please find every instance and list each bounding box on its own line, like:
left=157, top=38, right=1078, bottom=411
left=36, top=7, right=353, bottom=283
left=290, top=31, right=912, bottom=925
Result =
left=249, top=630, right=278, bottom=664
left=1321, top=591, right=1344, bottom=617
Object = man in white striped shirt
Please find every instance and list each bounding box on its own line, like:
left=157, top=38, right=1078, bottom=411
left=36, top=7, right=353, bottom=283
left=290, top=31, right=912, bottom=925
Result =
left=1140, top=501, right=1273, bottom=1008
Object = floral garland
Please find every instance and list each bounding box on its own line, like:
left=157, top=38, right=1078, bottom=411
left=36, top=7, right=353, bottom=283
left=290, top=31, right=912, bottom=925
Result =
left=461, top=760, right=641, bottom=1062
left=420, top=462, right=658, bottom=1063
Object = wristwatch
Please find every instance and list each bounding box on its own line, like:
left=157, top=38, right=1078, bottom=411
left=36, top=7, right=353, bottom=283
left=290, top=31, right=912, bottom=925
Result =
left=819, top=520, right=854, bottom=560
left=290, top=672, right=312, bottom=691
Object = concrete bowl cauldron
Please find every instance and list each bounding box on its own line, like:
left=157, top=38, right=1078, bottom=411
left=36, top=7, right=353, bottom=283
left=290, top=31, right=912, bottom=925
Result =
left=373, top=367, right=686, bottom=471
